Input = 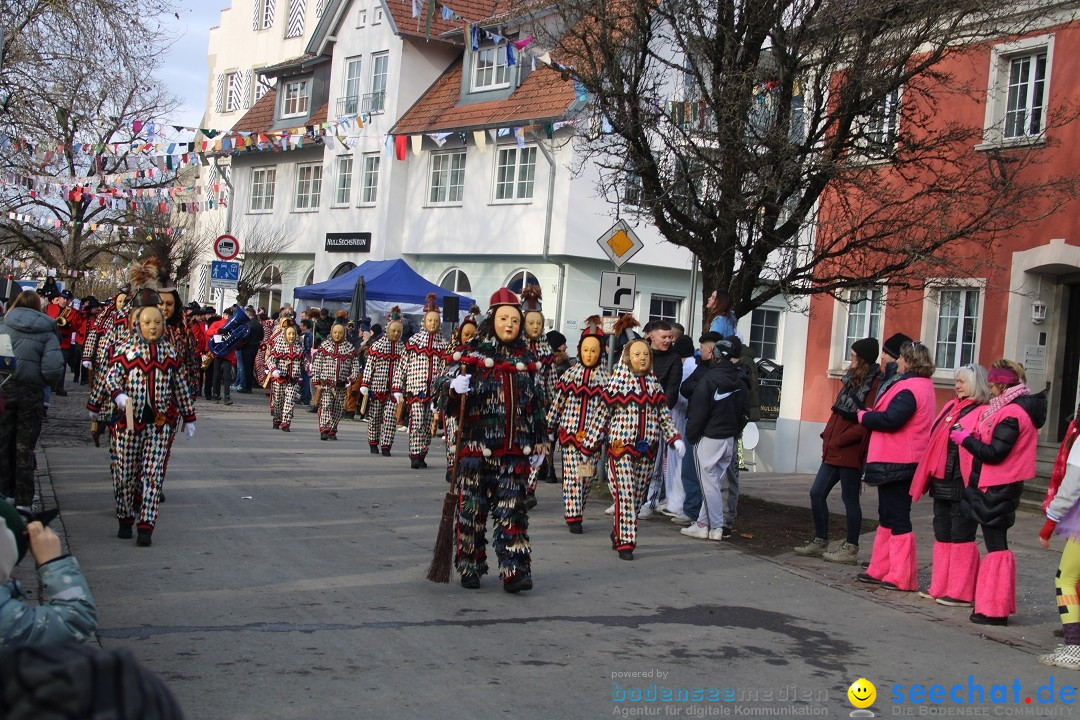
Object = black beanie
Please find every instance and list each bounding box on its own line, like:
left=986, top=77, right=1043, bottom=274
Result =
left=851, top=337, right=879, bottom=365
left=672, top=334, right=695, bottom=359
left=546, top=330, right=567, bottom=350
left=881, top=332, right=913, bottom=360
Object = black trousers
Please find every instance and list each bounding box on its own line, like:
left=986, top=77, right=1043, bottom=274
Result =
left=0, top=383, right=45, bottom=505
left=876, top=480, right=913, bottom=535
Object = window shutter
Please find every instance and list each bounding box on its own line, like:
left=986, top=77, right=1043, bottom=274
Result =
left=205, top=164, right=218, bottom=205
left=286, top=0, right=305, bottom=38
left=263, top=0, right=276, bottom=29
left=315, top=0, right=325, bottom=18
left=252, top=0, right=261, bottom=30
left=242, top=70, right=253, bottom=108
left=229, top=72, right=244, bottom=111
left=214, top=73, right=225, bottom=112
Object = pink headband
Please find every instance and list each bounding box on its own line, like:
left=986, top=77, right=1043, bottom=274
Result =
left=987, top=368, right=1019, bottom=385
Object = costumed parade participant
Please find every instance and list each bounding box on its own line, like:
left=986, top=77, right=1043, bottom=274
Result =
left=86, top=266, right=196, bottom=547
left=159, top=284, right=200, bottom=406
left=360, top=313, right=403, bottom=454
left=546, top=325, right=608, bottom=533
left=951, top=359, right=1044, bottom=626
left=441, top=306, right=480, bottom=482
left=433, top=288, right=548, bottom=592
left=266, top=320, right=304, bottom=431
left=311, top=321, right=360, bottom=441
left=81, top=286, right=129, bottom=389
left=583, top=338, right=683, bottom=561
left=45, top=289, right=78, bottom=396
left=391, top=293, right=449, bottom=469
left=520, top=286, right=553, bottom=508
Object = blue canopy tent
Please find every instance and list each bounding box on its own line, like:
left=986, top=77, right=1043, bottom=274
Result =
left=292, top=259, right=474, bottom=321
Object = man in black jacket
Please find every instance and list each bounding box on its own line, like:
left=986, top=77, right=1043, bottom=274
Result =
left=639, top=320, right=681, bottom=518
left=680, top=335, right=749, bottom=541
left=238, top=307, right=264, bottom=393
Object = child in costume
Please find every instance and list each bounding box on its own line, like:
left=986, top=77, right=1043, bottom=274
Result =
left=547, top=326, right=609, bottom=533
left=87, top=282, right=196, bottom=547
left=267, top=321, right=304, bottom=432
left=434, top=288, right=548, bottom=593
left=360, top=316, right=403, bottom=455
left=0, top=503, right=98, bottom=647
left=583, top=338, right=683, bottom=561
left=392, top=293, right=448, bottom=469
left=520, top=286, right=553, bottom=508
left=441, top=307, right=480, bottom=482
left=311, top=321, right=360, bottom=441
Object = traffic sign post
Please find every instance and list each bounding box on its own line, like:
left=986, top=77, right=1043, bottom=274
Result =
left=210, top=260, right=240, bottom=290
left=599, top=272, right=636, bottom=312
left=214, top=234, right=240, bottom=261
left=596, top=220, right=643, bottom=269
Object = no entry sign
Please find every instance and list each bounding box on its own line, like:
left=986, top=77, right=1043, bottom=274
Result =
left=214, top=234, right=240, bottom=261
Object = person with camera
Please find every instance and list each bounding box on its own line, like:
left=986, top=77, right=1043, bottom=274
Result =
left=0, top=291, right=64, bottom=511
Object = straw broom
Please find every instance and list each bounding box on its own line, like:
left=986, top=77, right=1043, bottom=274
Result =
left=427, top=383, right=467, bottom=583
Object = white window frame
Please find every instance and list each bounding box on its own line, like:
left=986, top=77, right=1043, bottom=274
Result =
left=224, top=71, right=241, bottom=112
left=829, top=286, right=886, bottom=372
left=367, top=52, right=388, bottom=114
left=342, top=57, right=362, bottom=115
left=749, top=306, right=783, bottom=362
left=280, top=78, right=310, bottom=119
left=472, top=46, right=511, bottom=91
left=334, top=156, right=353, bottom=206
left=922, top=280, right=985, bottom=378
left=980, top=34, right=1054, bottom=149
left=360, top=153, right=380, bottom=206
left=356, top=7, right=367, bottom=26
left=373, top=5, right=383, bottom=23
left=294, top=162, right=323, bottom=211
left=428, top=151, right=466, bottom=206
left=439, top=268, right=472, bottom=294
left=843, top=286, right=885, bottom=361
left=505, top=269, right=539, bottom=295
left=249, top=166, right=276, bottom=212
left=493, top=146, right=537, bottom=202
left=648, top=295, right=682, bottom=325
left=859, top=88, right=900, bottom=158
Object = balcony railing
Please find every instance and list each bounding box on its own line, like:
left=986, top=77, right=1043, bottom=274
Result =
left=336, top=91, right=386, bottom=117
left=336, top=95, right=360, bottom=116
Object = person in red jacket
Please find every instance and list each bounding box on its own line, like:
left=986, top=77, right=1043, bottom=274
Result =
left=206, top=311, right=237, bottom=405
left=794, top=337, right=881, bottom=565
left=856, top=337, right=936, bottom=591
left=44, top=290, right=77, bottom=396
left=952, top=359, right=1045, bottom=626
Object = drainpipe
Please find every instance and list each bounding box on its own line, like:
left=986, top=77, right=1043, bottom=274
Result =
left=532, top=137, right=567, bottom=330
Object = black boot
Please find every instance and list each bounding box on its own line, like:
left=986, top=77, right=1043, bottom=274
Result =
left=381, top=447, right=391, bottom=457
left=568, top=522, right=583, bottom=535
left=370, top=444, right=380, bottom=454
left=136, top=524, right=153, bottom=547
left=503, top=574, right=533, bottom=593
left=117, top=519, right=134, bottom=539
left=410, top=457, right=423, bottom=469
left=460, top=573, right=480, bottom=589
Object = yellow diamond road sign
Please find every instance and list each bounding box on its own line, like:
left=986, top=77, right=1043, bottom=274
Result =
left=597, top=220, right=643, bottom=269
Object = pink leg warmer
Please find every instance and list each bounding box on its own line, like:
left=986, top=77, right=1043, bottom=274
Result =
left=945, top=541, right=980, bottom=603
left=883, top=531, right=918, bottom=591
left=974, top=550, right=1016, bottom=619
left=927, top=542, right=951, bottom=598
left=865, top=527, right=893, bottom=580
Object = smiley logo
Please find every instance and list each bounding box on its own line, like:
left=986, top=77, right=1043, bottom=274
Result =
left=847, top=678, right=876, bottom=709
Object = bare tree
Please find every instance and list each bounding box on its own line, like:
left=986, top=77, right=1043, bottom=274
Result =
left=541, top=0, right=1080, bottom=317
left=189, top=218, right=295, bottom=306
left=0, top=0, right=180, bottom=293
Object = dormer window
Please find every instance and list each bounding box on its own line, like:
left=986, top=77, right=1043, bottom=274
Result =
left=472, top=46, right=510, bottom=91
left=281, top=78, right=310, bottom=118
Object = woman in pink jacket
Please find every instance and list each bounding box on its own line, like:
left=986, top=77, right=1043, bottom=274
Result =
left=952, top=359, right=1045, bottom=626
left=856, top=338, right=936, bottom=591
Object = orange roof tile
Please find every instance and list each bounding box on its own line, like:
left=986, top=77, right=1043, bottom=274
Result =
left=391, top=58, right=576, bottom=134
left=232, top=90, right=329, bottom=135
left=385, top=0, right=499, bottom=40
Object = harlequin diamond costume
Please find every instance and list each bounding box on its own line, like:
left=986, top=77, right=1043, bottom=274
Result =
left=547, top=326, right=609, bottom=533
left=360, top=315, right=404, bottom=455
left=311, top=322, right=360, bottom=440
left=266, top=322, right=304, bottom=431
left=391, top=294, right=449, bottom=469
left=520, top=286, right=554, bottom=506
left=582, top=338, right=683, bottom=560
left=433, top=288, right=549, bottom=593
left=442, top=307, right=480, bottom=482
left=86, top=269, right=196, bottom=547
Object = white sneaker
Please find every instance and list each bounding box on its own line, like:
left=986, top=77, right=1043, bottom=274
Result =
left=637, top=504, right=654, bottom=519
left=708, top=528, right=726, bottom=541
left=669, top=514, right=693, bottom=525
left=680, top=522, right=709, bottom=539
left=604, top=503, right=615, bottom=516
left=1039, top=644, right=1080, bottom=670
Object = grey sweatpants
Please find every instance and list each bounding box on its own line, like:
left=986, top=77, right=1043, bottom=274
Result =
left=694, top=437, right=736, bottom=530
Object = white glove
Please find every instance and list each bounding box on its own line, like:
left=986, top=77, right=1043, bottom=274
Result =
left=185, top=422, right=196, bottom=439
left=393, top=392, right=403, bottom=403
left=81, top=360, right=91, bottom=369
left=272, top=369, right=282, bottom=378
left=114, top=393, right=128, bottom=410
left=529, top=453, right=547, bottom=469
left=450, top=375, right=471, bottom=395
left=213, top=334, right=223, bottom=343
left=359, top=386, right=369, bottom=397
left=673, top=439, right=686, bottom=458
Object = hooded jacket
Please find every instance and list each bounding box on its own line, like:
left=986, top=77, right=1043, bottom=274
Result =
left=684, top=359, right=749, bottom=444
left=0, top=307, right=64, bottom=388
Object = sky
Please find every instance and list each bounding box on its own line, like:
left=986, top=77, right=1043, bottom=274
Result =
left=156, top=2, right=224, bottom=128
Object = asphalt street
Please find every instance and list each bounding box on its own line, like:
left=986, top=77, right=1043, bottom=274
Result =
left=32, top=387, right=1080, bottom=719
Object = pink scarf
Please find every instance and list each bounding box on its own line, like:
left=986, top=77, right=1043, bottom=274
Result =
left=910, top=398, right=976, bottom=501
left=979, top=383, right=1029, bottom=425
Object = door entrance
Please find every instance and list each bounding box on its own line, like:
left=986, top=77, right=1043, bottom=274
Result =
left=1058, top=284, right=1080, bottom=441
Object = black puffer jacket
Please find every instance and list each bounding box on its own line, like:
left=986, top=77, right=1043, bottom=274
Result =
left=651, top=347, right=682, bottom=410
left=960, top=390, right=1047, bottom=489
left=0, top=307, right=64, bottom=388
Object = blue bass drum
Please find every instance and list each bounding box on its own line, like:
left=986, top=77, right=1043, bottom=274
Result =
left=208, top=308, right=251, bottom=357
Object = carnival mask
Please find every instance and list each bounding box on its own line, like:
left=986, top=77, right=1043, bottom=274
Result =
left=494, top=306, right=521, bottom=344
left=424, top=310, right=441, bottom=333
left=114, top=293, right=127, bottom=311
left=580, top=336, right=602, bottom=369
left=460, top=323, right=477, bottom=345
left=159, top=293, right=176, bottom=321
left=524, top=311, right=544, bottom=340
left=285, top=326, right=298, bottom=344
left=331, top=324, right=347, bottom=343
left=387, top=321, right=403, bottom=341
left=137, top=306, right=164, bottom=342
left=627, top=340, right=652, bottom=376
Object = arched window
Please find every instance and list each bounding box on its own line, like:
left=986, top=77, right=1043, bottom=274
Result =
left=303, top=267, right=315, bottom=286
left=505, top=269, right=538, bottom=295
left=331, top=261, right=357, bottom=278
left=253, top=264, right=283, bottom=315
left=439, top=268, right=472, bottom=294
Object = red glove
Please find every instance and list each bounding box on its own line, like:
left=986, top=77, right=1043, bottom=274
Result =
left=1040, top=519, right=1058, bottom=542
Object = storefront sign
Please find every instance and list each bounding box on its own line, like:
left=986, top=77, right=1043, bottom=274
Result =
left=325, top=232, right=371, bottom=252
